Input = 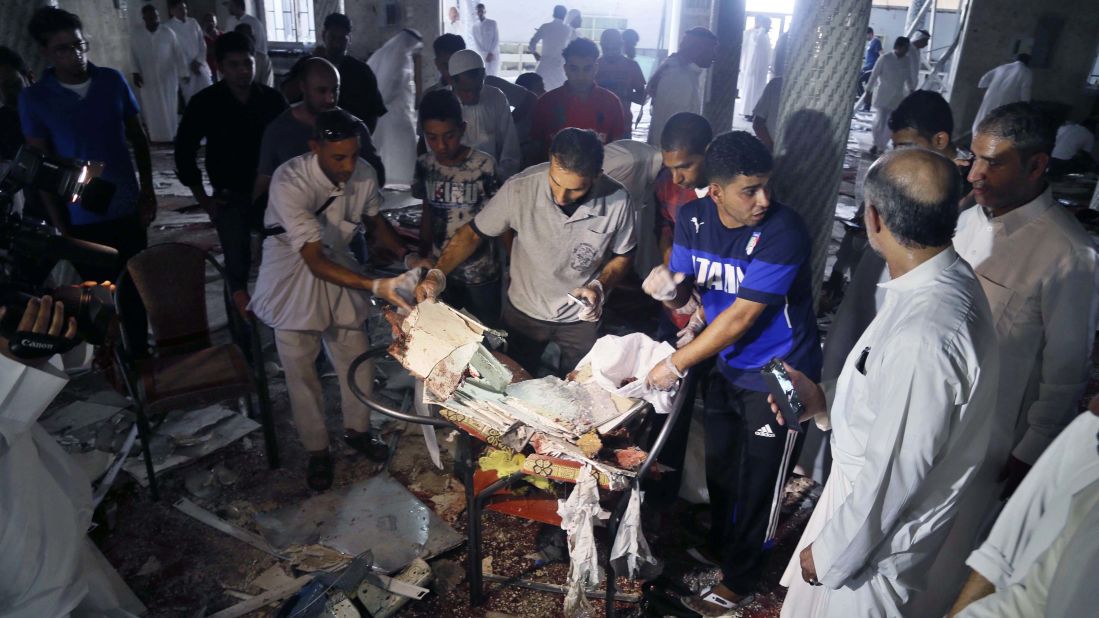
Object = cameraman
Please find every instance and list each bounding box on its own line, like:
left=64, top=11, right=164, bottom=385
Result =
left=0, top=294, right=142, bottom=615
left=19, top=7, right=156, bottom=274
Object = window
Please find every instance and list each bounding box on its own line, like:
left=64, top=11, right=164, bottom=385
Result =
left=573, top=16, right=629, bottom=44
left=265, top=0, right=316, bottom=43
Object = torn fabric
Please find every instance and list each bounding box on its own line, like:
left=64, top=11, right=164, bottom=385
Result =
left=610, top=488, right=660, bottom=580
left=557, top=465, right=607, bottom=617
left=575, top=333, right=678, bottom=414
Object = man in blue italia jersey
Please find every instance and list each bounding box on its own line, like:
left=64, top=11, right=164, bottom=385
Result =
left=640, top=130, right=821, bottom=614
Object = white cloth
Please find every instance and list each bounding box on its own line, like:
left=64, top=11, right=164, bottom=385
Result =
left=250, top=152, right=383, bottom=331
left=462, top=85, right=520, bottom=179
left=254, top=50, right=274, bottom=87
left=367, top=30, right=423, bottom=186
left=971, top=60, right=1031, bottom=137
left=164, top=15, right=212, bottom=102
left=0, top=355, right=143, bottom=616
left=906, top=47, right=922, bottom=90
left=557, top=465, right=606, bottom=617
left=739, top=26, right=772, bottom=114
left=779, top=248, right=1000, bottom=617
left=1051, top=122, right=1095, bottom=160
left=224, top=12, right=267, bottom=53
left=444, top=18, right=466, bottom=37
left=131, top=25, right=186, bottom=142
left=530, top=18, right=572, bottom=91
left=602, top=140, right=664, bottom=275
left=471, top=18, right=500, bottom=76
left=576, top=333, right=677, bottom=415
left=646, top=55, right=703, bottom=146
left=954, top=188, right=1099, bottom=464
left=959, top=411, right=1099, bottom=618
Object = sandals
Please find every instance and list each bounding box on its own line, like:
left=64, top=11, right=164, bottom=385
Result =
left=681, top=586, right=756, bottom=617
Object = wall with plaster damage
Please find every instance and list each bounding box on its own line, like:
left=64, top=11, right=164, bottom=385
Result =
left=949, top=0, right=1099, bottom=137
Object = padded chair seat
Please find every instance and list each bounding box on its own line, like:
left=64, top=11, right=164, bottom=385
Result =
left=140, top=343, right=254, bottom=413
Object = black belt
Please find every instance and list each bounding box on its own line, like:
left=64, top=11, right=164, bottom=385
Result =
left=263, top=194, right=339, bottom=237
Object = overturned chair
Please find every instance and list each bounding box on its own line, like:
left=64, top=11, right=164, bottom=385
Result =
left=113, top=242, right=279, bottom=500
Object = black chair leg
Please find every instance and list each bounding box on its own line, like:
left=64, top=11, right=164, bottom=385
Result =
left=133, top=405, right=160, bottom=501
left=250, top=321, right=280, bottom=470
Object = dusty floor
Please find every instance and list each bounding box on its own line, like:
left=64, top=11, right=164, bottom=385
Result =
left=53, top=130, right=1099, bottom=618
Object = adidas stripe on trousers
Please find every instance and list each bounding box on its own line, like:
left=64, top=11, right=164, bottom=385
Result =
left=704, top=369, right=803, bottom=596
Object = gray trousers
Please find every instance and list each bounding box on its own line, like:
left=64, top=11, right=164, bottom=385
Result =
left=501, top=297, right=599, bottom=378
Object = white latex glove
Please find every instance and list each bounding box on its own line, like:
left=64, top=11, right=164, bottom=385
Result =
left=642, top=265, right=686, bottom=301
left=569, top=279, right=604, bottom=322
left=674, top=290, right=701, bottom=316
left=404, top=252, right=435, bottom=270
left=675, top=307, right=706, bottom=349
left=645, top=354, right=685, bottom=391
left=414, top=268, right=447, bottom=303
left=372, top=268, right=420, bottom=311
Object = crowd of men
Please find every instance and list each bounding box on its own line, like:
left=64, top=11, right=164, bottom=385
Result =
left=1, top=3, right=1098, bottom=617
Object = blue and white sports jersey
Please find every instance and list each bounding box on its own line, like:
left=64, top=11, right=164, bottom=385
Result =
left=670, top=197, right=822, bottom=391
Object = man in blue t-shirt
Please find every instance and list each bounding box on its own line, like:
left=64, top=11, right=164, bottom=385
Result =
left=858, top=27, right=883, bottom=110
left=20, top=7, right=156, bottom=279
left=641, top=131, right=821, bottom=612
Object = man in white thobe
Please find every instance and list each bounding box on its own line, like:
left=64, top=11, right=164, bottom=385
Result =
left=224, top=0, right=267, bottom=54
left=529, top=5, right=573, bottom=91
left=444, top=5, right=465, bottom=37
left=470, top=3, right=500, bottom=77
left=131, top=4, right=186, bottom=142
left=949, top=398, right=1099, bottom=618
left=0, top=295, right=144, bottom=616
left=970, top=54, right=1032, bottom=138
left=777, top=149, right=999, bottom=617
left=249, top=110, right=419, bottom=491
left=165, top=0, right=213, bottom=103
left=447, top=49, right=520, bottom=179
left=906, top=29, right=929, bottom=90
left=956, top=101, right=1099, bottom=496
left=646, top=27, right=718, bottom=146
left=739, top=15, right=772, bottom=119
left=864, top=37, right=914, bottom=155
left=602, top=139, right=664, bottom=277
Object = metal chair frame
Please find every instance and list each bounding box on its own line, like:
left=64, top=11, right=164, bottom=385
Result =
left=112, top=242, right=279, bottom=501
left=348, top=346, right=688, bottom=618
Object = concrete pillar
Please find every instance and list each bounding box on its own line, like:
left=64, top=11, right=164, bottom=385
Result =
left=702, top=0, right=746, bottom=135
left=770, top=0, right=873, bottom=296
left=947, top=0, right=1099, bottom=140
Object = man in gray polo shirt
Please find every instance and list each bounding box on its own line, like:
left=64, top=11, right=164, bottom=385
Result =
left=415, top=128, right=636, bottom=376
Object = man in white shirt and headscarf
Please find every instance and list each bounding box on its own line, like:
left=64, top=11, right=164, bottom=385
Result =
left=223, top=0, right=267, bottom=54
left=949, top=395, right=1099, bottom=618
left=970, top=54, right=1032, bottom=139
left=906, top=29, right=930, bottom=89
left=646, top=27, right=718, bottom=147
left=955, top=101, right=1099, bottom=497
left=131, top=4, right=187, bottom=142
left=447, top=49, right=520, bottom=179
left=164, top=0, right=212, bottom=103
left=739, top=15, right=772, bottom=120
left=250, top=110, right=420, bottom=491
left=775, top=148, right=1000, bottom=617
left=470, top=3, right=499, bottom=76
left=529, top=5, right=573, bottom=91
left=864, top=36, right=914, bottom=156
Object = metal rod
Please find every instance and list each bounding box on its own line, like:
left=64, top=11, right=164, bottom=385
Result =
left=347, top=347, right=456, bottom=428
left=482, top=574, right=641, bottom=603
